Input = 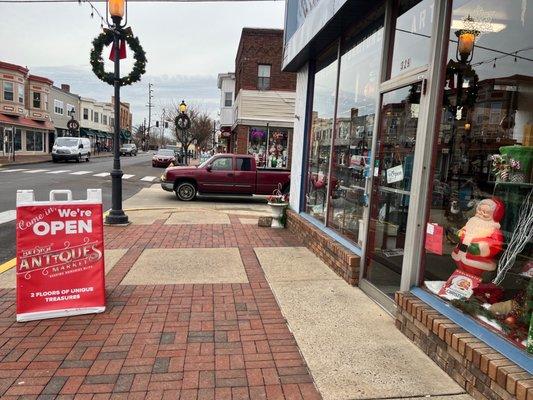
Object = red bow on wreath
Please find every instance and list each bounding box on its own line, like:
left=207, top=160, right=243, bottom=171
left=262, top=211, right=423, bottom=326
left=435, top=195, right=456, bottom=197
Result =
left=109, top=39, right=127, bottom=61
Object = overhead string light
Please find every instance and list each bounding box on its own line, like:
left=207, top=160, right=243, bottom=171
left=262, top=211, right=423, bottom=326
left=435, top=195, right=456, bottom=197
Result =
left=79, top=0, right=108, bottom=29
left=471, top=47, right=532, bottom=68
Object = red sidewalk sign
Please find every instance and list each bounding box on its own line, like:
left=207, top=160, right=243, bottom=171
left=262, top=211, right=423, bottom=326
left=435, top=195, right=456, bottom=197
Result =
left=15, top=189, right=106, bottom=322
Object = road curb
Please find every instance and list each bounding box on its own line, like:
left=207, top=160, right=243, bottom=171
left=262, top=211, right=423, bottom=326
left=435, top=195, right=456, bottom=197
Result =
left=0, top=258, right=16, bottom=274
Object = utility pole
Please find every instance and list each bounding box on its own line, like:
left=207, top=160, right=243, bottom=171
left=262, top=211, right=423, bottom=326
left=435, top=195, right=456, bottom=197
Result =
left=143, top=117, right=147, bottom=151
left=212, top=120, right=216, bottom=155
left=147, top=83, right=154, bottom=148
left=160, top=110, right=165, bottom=148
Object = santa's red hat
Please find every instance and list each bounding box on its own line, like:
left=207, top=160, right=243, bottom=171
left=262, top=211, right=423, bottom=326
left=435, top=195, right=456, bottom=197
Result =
left=482, top=197, right=505, bottom=222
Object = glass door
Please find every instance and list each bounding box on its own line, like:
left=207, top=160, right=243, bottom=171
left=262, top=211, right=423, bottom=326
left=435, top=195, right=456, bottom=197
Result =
left=363, top=81, right=424, bottom=298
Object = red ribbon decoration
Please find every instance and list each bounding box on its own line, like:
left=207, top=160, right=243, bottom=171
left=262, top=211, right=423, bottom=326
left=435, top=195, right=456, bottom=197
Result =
left=109, top=39, right=127, bottom=61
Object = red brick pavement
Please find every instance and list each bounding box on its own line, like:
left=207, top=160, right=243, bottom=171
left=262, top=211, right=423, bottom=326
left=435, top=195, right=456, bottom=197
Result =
left=0, top=214, right=322, bottom=399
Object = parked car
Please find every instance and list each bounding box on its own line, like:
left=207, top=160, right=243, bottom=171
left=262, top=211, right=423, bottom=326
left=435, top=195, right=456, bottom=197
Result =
left=120, top=143, right=137, bottom=156
left=160, top=154, right=290, bottom=201
left=52, top=137, right=91, bottom=163
left=152, top=149, right=177, bottom=168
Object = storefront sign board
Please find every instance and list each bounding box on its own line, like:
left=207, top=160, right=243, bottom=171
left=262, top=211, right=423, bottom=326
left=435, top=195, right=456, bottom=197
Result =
left=15, top=189, right=105, bottom=322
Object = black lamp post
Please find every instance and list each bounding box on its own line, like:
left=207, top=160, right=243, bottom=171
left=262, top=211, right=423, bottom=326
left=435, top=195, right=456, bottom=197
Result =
left=105, top=0, right=128, bottom=225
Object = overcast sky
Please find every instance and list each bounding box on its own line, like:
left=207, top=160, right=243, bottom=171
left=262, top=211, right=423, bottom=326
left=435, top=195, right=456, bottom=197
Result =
left=0, top=0, right=285, bottom=125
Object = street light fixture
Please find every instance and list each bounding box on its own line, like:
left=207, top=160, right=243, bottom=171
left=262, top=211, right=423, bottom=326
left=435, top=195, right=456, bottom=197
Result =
left=455, top=15, right=479, bottom=64
left=179, top=100, right=187, bottom=114
left=104, top=0, right=129, bottom=225
left=108, top=0, right=125, bottom=19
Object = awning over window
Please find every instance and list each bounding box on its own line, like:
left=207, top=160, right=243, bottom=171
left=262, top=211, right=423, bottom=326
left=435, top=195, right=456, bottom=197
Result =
left=80, top=128, right=96, bottom=138
left=0, top=113, right=54, bottom=131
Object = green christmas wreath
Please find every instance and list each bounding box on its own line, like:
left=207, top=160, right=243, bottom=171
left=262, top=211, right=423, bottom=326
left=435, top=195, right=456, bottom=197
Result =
left=90, top=27, right=147, bottom=86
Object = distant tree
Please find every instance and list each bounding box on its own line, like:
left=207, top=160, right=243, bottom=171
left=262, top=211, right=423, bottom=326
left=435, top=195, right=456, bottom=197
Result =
left=162, top=102, right=214, bottom=164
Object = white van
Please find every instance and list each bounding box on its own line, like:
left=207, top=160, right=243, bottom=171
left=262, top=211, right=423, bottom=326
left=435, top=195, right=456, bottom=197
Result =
left=52, top=137, right=91, bottom=163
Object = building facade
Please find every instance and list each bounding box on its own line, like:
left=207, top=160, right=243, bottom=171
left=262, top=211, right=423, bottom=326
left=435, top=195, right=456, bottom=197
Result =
left=217, top=72, right=236, bottom=152
left=283, top=0, right=532, bottom=396
left=232, top=28, right=297, bottom=169
left=0, top=61, right=54, bottom=155
left=49, top=84, right=81, bottom=142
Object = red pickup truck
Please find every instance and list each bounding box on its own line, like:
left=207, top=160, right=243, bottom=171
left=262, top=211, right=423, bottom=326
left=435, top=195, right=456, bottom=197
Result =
left=160, top=154, right=290, bottom=201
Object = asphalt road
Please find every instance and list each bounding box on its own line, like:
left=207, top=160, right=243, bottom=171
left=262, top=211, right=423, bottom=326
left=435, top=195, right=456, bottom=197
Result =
left=0, top=152, right=163, bottom=264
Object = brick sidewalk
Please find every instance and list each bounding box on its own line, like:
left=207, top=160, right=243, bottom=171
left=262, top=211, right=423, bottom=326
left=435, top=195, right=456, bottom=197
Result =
left=0, top=214, right=322, bottom=399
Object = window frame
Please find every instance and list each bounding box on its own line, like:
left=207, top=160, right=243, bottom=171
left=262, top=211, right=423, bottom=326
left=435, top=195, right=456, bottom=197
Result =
left=257, top=64, right=272, bottom=90
left=224, top=92, right=233, bottom=107
left=32, top=92, right=41, bottom=109
left=18, top=83, right=24, bottom=104
left=83, top=108, right=89, bottom=120
left=54, top=100, right=64, bottom=115
left=3, top=82, right=14, bottom=102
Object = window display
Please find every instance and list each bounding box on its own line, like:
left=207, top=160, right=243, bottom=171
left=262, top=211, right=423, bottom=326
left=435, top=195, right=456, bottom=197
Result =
left=304, top=53, right=338, bottom=223
left=423, top=0, right=532, bottom=352
left=327, top=27, right=383, bottom=245
left=248, top=127, right=290, bottom=168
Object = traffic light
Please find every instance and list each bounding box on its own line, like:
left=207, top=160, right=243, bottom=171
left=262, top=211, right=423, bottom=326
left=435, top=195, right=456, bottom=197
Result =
left=155, top=121, right=159, bottom=128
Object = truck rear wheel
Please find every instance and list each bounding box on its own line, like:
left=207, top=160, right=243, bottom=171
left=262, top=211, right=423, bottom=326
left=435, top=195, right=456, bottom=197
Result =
left=175, top=182, right=197, bottom=201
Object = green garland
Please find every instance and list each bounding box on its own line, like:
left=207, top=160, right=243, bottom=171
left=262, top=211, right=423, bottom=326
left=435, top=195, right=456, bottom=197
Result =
left=90, top=28, right=147, bottom=86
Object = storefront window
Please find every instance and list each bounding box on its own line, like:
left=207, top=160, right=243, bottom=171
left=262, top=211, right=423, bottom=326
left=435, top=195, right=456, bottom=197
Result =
left=249, top=127, right=268, bottom=166
left=248, top=127, right=290, bottom=168
left=423, top=0, right=533, bottom=353
left=390, top=0, right=434, bottom=78
left=327, top=27, right=383, bottom=245
left=304, top=51, right=338, bottom=223
left=26, top=131, right=44, bottom=152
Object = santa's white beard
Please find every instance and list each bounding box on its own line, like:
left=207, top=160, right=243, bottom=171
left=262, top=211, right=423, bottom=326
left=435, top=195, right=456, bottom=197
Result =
left=462, top=216, right=500, bottom=245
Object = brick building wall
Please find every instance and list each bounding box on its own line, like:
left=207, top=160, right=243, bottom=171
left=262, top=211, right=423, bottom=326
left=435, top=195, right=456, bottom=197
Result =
left=235, top=28, right=296, bottom=94
left=234, top=125, right=248, bottom=154
left=395, top=292, right=533, bottom=400
left=286, top=210, right=360, bottom=285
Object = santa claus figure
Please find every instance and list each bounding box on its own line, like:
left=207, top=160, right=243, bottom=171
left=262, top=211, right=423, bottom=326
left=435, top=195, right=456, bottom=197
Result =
left=451, top=198, right=505, bottom=277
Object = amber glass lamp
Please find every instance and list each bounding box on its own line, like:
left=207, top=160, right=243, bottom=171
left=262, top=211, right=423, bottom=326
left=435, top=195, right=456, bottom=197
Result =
left=108, top=0, right=125, bottom=19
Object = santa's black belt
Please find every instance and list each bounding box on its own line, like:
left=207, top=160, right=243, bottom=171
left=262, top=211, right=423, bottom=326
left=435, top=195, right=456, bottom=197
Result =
left=458, top=243, right=468, bottom=252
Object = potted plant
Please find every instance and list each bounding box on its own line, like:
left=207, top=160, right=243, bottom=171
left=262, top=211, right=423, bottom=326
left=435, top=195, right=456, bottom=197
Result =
left=267, top=185, right=289, bottom=228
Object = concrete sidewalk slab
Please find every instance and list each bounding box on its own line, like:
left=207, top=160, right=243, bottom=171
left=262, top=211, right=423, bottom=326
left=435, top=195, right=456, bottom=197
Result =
left=239, top=217, right=259, bottom=224
left=165, top=210, right=231, bottom=225
left=126, top=209, right=173, bottom=225
left=256, top=247, right=467, bottom=400
left=256, top=246, right=343, bottom=282
left=121, top=248, right=248, bottom=285
left=0, top=249, right=128, bottom=289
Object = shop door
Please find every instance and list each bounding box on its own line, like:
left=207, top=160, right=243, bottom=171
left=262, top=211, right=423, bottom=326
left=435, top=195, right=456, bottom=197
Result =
left=363, top=80, right=426, bottom=300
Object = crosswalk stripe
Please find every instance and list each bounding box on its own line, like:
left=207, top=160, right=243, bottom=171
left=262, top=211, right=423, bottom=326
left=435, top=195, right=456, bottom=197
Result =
left=1, top=168, right=29, bottom=173
left=70, top=171, right=93, bottom=175
left=24, top=169, right=49, bottom=173
left=122, top=174, right=135, bottom=179
left=0, top=210, right=16, bottom=225
left=140, top=176, right=157, bottom=182
left=93, top=172, right=110, bottom=177
left=47, top=170, right=71, bottom=174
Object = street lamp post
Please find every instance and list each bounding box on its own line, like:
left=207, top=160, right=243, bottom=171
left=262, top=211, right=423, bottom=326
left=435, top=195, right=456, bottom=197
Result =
left=105, top=0, right=128, bottom=225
